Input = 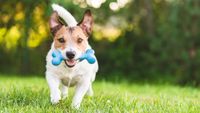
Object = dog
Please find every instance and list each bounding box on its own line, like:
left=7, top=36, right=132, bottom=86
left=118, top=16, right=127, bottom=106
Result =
left=45, top=4, right=98, bottom=109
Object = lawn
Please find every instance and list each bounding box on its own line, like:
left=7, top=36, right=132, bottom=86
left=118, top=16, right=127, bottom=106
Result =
left=0, top=75, right=199, bottom=113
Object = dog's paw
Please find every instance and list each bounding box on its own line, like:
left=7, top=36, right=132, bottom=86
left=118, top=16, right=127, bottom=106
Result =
left=86, top=87, right=94, bottom=96
left=86, top=90, right=93, bottom=97
left=62, top=93, right=68, bottom=100
left=71, top=103, right=80, bottom=109
left=51, top=95, right=61, bottom=104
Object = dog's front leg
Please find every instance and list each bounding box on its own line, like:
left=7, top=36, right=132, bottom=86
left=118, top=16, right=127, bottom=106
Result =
left=72, top=78, right=90, bottom=109
left=46, top=72, right=61, bottom=104
left=86, top=84, right=93, bottom=96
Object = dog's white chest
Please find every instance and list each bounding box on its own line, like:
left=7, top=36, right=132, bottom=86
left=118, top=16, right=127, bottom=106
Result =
left=61, top=73, right=82, bottom=87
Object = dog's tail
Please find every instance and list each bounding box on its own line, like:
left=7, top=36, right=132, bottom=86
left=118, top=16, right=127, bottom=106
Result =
left=52, top=3, right=77, bottom=27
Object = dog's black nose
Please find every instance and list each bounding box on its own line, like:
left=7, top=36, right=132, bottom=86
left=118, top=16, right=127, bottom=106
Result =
left=66, top=51, right=75, bottom=59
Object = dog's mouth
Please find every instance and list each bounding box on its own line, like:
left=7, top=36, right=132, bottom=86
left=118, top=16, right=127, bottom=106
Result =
left=64, top=59, right=77, bottom=68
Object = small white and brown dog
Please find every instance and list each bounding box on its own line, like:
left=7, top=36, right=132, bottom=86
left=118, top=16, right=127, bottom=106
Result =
left=45, top=4, right=98, bottom=109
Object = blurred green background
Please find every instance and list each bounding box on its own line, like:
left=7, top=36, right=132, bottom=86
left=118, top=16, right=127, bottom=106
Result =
left=0, top=0, right=200, bottom=86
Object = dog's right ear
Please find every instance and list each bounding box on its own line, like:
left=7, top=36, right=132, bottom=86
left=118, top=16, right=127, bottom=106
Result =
left=49, top=11, right=63, bottom=36
left=78, top=10, right=93, bottom=37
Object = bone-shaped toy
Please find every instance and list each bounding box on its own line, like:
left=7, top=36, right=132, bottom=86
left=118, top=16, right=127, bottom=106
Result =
left=51, top=49, right=96, bottom=66
left=51, top=50, right=64, bottom=66
left=79, top=49, right=96, bottom=64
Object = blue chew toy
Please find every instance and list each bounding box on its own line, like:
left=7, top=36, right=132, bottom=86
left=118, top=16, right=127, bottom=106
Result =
left=51, top=49, right=96, bottom=66
left=52, top=50, right=64, bottom=66
left=79, top=49, right=96, bottom=64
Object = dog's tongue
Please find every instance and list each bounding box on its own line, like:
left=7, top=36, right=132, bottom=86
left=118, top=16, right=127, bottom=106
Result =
left=66, top=60, right=76, bottom=67
left=68, top=60, right=75, bottom=64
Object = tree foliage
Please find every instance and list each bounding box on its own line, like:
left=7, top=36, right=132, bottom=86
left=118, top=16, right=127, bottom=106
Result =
left=0, top=0, right=200, bottom=85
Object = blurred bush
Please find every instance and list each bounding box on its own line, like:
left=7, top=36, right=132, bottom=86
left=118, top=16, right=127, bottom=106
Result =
left=0, top=0, right=200, bottom=86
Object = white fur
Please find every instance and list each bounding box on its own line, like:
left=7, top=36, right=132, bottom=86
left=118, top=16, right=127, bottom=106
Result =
left=52, top=4, right=78, bottom=27
left=46, top=44, right=98, bottom=108
left=46, top=5, right=98, bottom=109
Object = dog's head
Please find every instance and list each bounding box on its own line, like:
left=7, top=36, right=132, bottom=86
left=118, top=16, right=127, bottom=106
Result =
left=49, top=10, right=93, bottom=68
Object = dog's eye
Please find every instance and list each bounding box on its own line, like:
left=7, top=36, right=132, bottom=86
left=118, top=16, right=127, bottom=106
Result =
left=58, top=37, right=65, bottom=43
left=77, top=38, right=83, bottom=43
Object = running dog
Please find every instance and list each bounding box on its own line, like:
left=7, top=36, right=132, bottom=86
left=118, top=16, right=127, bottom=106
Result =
left=45, top=4, right=98, bottom=109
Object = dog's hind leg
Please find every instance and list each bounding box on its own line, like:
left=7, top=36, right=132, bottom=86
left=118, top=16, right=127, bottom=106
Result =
left=61, top=84, right=68, bottom=100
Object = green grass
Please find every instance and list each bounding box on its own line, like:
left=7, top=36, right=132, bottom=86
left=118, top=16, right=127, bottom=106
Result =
left=0, top=75, right=199, bottom=113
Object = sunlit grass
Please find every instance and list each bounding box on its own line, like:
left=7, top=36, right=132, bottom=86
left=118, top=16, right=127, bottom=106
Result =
left=0, top=75, right=199, bottom=113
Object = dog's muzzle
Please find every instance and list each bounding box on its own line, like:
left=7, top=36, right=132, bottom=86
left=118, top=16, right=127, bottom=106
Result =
left=65, top=51, right=76, bottom=68
left=64, top=59, right=77, bottom=68
left=66, top=51, right=75, bottom=59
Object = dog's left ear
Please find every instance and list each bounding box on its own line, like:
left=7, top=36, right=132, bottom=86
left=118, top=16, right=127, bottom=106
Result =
left=49, top=11, right=63, bottom=36
left=78, top=10, right=93, bottom=37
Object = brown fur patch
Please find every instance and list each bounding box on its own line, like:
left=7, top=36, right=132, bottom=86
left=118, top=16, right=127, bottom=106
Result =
left=50, top=24, right=63, bottom=36
left=53, top=26, right=88, bottom=52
